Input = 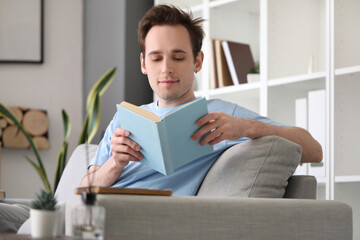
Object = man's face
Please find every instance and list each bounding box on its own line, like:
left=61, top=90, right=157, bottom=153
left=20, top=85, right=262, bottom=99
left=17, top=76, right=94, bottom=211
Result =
left=141, top=25, right=203, bottom=107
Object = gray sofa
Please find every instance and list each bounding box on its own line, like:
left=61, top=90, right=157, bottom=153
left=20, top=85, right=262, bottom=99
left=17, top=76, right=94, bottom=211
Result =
left=2, top=136, right=352, bottom=239
left=61, top=136, right=352, bottom=240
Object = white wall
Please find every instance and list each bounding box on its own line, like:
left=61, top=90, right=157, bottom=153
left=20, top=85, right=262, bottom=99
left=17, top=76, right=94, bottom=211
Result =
left=0, top=0, right=83, bottom=198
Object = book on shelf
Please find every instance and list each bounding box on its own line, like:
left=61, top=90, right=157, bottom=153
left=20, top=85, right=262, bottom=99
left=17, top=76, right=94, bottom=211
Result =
left=308, top=90, right=326, bottom=177
left=214, top=39, right=233, bottom=87
left=76, top=187, right=172, bottom=196
left=222, top=40, right=255, bottom=85
left=0, top=190, right=6, bottom=200
left=209, top=39, right=219, bottom=89
left=116, top=97, right=213, bottom=176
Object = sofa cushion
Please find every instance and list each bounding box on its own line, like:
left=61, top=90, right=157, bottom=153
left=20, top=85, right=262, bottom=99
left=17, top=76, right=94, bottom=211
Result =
left=196, top=136, right=302, bottom=198
left=0, top=203, right=30, bottom=233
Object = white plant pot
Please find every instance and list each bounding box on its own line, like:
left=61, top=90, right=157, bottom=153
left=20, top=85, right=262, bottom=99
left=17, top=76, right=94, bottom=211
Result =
left=30, top=209, right=56, bottom=238
left=247, top=73, right=260, bottom=83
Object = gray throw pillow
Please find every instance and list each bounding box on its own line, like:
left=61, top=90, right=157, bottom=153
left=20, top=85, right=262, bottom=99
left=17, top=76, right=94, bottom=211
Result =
left=197, top=136, right=302, bottom=198
left=0, top=203, right=30, bottom=233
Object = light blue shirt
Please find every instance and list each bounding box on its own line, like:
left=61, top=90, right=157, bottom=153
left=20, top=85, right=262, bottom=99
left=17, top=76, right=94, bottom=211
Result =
left=90, top=99, right=284, bottom=196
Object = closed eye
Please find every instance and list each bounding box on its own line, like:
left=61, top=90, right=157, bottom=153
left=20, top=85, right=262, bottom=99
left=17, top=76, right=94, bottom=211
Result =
left=174, top=57, right=185, bottom=61
left=150, top=56, right=162, bottom=62
left=173, top=53, right=186, bottom=61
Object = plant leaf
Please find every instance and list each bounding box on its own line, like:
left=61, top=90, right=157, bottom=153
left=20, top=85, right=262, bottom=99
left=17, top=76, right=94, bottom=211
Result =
left=86, top=67, right=116, bottom=110
left=54, top=110, right=71, bottom=192
left=78, top=114, right=89, bottom=145
left=0, top=105, right=38, bottom=159
left=0, top=104, right=51, bottom=192
left=61, top=109, right=71, bottom=140
left=53, top=141, right=68, bottom=192
left=31, top=189, right=57, bottom=210
left=26, top=157, right=52, bottom=193
left=86, top=93, right=101, bottom=144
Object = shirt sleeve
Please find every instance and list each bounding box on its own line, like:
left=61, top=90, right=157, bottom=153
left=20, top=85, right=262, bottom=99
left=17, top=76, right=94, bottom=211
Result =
left=89, top=112, right=121, bottom=167
left=208, top=98, right=287, bottom=127
left=207, top=99, right=290, bottom=149
left=232, top=104, right=287, bottom=127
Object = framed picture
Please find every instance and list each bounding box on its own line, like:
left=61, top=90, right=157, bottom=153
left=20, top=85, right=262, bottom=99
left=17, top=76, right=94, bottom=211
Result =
left=0, top=0, right=44, bottom=63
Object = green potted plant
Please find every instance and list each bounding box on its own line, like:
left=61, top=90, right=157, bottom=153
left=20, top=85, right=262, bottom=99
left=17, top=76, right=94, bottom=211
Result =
left=30, top=189, right=58, bottom=238
left=247, top=62, right=260, bottom=83
left=0, top=67, right=116, bottom=237
left=0, top=67, right=117, bottom=195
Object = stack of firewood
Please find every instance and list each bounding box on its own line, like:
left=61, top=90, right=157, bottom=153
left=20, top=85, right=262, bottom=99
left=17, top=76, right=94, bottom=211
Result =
left=0, top=107, right=50, bottom=149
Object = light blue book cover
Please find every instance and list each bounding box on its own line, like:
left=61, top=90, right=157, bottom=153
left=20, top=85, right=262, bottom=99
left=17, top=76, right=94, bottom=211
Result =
left=116, top=97, right=213, bottom=175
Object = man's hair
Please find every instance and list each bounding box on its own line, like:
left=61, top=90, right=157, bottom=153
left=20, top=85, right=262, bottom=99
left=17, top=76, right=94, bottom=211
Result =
left=138, top=5, right=205, bottom=60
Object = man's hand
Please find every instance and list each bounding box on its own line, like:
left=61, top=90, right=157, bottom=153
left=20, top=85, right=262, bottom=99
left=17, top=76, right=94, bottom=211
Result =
left=191, top=112, right=246, bottom=146
left=80, top=128, right=143, bottom=188
left=110, top=128, right=143, bottom=167
left=191, top=112, right=322, bottom=164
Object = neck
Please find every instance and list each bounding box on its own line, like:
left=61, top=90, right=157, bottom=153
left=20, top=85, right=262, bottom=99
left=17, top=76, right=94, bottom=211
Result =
left=157, top=93, right=196, bottom=108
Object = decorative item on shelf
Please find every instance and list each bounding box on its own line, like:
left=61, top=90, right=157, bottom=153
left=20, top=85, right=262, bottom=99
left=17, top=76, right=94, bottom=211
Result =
left=0, top=67, right=117, bottom=195
left=30, top=189, right=58, bottom=238
left=222, top=40, right=255, bottom=85
left=71, top=191, right=106, bottom=239
left=307, top=55, right=314, bottom=74
left=71, top=144, right=106, bottom=239
left=0, top=107, right=50, bottom=149
left=307, top=89, right=325, bottom=177
left=247, top=62, right=260, bottom=83
left=294, top=98, right=309, bottom=175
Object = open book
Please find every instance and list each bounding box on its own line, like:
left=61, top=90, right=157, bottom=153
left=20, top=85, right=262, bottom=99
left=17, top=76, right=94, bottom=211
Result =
left=116, top=97, right=213, bottom=175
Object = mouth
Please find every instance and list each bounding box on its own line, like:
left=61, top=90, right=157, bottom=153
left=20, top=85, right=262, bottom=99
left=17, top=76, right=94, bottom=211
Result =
left=159, top=79, right=179, bottom=84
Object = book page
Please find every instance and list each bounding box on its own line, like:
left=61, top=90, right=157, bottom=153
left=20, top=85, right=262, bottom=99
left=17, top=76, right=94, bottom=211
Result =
left=120, top=101, right=161, bottom=122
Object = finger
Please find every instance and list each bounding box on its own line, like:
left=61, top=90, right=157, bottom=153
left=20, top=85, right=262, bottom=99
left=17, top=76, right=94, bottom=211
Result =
left=195, top=112, right=219, bottom=126
left=208, top=132, right=227, bottom=146
left=199, top=127, right=223, bottom=146
left=112, top=151, right=142, bottom=162
left=113, top=128, right=130, bottom=137
left=111, top=136, right=141, bottom=151
left=111, top=144, right=143, bottom=160
left=192, top=120, right=218, bottom=141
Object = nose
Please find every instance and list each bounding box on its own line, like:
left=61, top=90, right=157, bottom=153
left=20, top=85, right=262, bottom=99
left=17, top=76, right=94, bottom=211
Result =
left=161, top=58, right=174, bottom=74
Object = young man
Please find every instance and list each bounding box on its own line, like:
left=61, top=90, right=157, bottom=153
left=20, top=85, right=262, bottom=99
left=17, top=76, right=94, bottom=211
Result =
left=80, top=5, right=322, bottom=195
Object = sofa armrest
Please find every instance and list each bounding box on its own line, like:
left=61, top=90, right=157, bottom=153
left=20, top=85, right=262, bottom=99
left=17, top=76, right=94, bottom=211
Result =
left=284, top=175, right=317, bottom=199
left=0, top=198, right=33, bottom=207
left=66, top=195, right=352, bottom=240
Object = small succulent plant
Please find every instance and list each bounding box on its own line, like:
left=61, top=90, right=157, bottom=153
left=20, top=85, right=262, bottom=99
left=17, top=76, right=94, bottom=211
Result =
left=247, top=62, right=260, bottom=74
left=31, top=189, right=57, bottom=211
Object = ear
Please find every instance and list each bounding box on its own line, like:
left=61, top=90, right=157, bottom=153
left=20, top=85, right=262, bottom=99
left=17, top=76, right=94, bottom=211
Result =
left=140, top=52, right=146, bottom=73
left=194, top=51, right=204, bottom=73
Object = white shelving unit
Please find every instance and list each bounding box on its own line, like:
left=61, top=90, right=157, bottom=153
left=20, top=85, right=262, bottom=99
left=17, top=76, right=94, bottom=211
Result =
left=155, top=0, right=359, bottom=237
